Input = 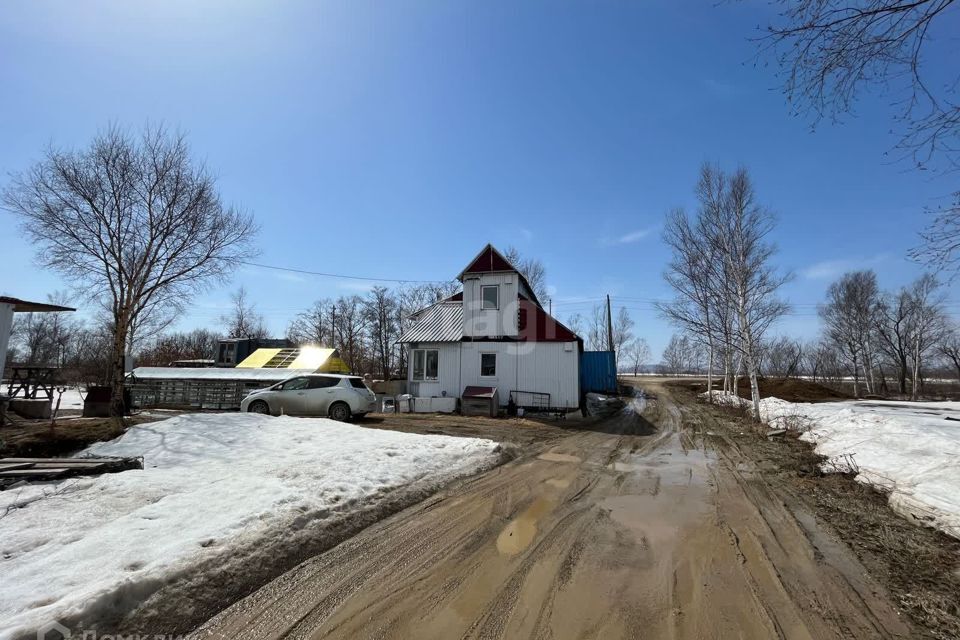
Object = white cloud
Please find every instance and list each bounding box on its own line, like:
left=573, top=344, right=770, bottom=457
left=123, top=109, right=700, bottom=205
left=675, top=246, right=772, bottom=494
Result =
left=600, top=227, right=655, bottom=246
left=800, top=254, right=890, bottom=280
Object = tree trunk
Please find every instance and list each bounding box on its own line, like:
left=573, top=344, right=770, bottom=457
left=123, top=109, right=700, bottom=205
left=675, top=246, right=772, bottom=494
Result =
left=742, top=326, right=761, bottom=420
left=110, top=316, right=129, bottom=419
left=911, top=340, right=921, bottom=401
left=706, top=339, right=715, bottom=402
left=898, top=355, right=907, bottom=394
left=851, top=355, right=860, bottom=399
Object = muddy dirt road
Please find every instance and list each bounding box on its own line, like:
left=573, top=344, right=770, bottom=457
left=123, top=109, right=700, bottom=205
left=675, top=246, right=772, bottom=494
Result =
left=195, top=380, right=912, bottom=639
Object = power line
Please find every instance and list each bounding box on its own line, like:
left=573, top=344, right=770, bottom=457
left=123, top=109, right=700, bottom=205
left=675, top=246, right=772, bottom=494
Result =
left=240, top=261, right=443, bottom=284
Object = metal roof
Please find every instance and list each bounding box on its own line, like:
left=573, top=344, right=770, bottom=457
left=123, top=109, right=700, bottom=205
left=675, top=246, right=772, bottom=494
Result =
left=398, top=302, right=463, bottom=343
left=0, top=296, right=75, bottom=313
left=129, top=367, right=316, bottom=382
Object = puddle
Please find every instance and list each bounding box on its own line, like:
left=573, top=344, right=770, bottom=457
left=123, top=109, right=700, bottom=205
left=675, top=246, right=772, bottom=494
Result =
left=496, top=497, right=554, bottom=556
left=601, top=436, right=715, bottom=543
left=538, top=452, right=582, bottom=464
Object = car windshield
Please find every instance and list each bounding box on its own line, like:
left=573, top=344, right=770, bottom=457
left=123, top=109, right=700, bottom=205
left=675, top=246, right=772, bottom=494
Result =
left=348, top=377, right=369, bottom=390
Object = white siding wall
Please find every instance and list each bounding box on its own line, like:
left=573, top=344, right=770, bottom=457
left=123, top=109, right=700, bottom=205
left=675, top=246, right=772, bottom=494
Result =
left=407, top=340, right=580, bottom=410
left=406, top=343, right=461, bottom=399
left=462, top=273, right=519, bottom=338
left=459, top=341, right=579, bottom=409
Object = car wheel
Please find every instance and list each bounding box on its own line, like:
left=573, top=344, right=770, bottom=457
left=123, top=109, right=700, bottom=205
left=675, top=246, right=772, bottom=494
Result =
left=329, top=401, right=351, bottom=422
left=248, top=400, right=270, bottom=415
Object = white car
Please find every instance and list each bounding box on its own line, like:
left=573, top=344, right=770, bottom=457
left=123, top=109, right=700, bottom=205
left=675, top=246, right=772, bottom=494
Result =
left=240, top=374, right=377, bottom=421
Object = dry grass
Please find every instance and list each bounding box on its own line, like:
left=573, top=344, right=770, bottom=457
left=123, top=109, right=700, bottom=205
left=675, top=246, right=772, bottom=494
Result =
left=0, top=414, right=161, bottom=459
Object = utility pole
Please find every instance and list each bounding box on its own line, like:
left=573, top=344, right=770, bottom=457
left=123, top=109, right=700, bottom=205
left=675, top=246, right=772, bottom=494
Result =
left=606, top=294, right=614, bottom=353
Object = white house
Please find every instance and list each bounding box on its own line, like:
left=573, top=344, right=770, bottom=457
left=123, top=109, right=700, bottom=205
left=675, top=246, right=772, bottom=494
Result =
left=399, top=244, right=582, bottom=411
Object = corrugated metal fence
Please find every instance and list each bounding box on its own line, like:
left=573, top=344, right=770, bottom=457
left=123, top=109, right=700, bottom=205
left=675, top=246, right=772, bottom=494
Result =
left=580, top=351, right=617, bottom=394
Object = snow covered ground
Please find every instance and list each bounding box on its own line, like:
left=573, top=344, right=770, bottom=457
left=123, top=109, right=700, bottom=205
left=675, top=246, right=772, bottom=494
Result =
left=0, top=414, right=501, bottom=638
left=54, top=387, right=85, bottom=411
left=707, top=392, right=960, bottom=539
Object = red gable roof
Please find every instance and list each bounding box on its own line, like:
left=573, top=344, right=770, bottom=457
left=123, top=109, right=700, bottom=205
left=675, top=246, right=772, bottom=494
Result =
left=458, top=244, right=543, bottom=308
left=518, top=297, right=580, bottom=342
left=460, top=243, right=516, bottom=276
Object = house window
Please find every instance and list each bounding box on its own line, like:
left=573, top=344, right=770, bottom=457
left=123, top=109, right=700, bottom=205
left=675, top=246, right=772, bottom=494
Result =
left=480, top=352, right=497, bottom=377
left=481, top=285, right=499, bottom=310
left=412, top=349, right=439, bottom=381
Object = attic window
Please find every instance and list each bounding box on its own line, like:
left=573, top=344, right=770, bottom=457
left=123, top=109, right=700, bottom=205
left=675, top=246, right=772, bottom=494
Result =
left=481, top=285, right=499, bottom=310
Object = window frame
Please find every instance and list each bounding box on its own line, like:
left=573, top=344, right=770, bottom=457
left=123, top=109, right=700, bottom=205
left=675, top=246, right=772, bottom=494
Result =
left=481, top=285, right=499, bottom=310
left=480, top=352, right=497, bottom=378
left=308, top=376, right=339, bottom=389
left=411, top=348, right=440, bottom=381
left=278, top=376, right=310, bottom=391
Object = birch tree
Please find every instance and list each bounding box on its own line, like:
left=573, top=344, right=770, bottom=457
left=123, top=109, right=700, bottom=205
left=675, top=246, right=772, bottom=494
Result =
left=819, top=271, right=880, bottom=397
left=658, top=205, right=722, bottom=397
left=706, top=168, right=790, bottom=419
left=906, top=274, right=946, bottom=399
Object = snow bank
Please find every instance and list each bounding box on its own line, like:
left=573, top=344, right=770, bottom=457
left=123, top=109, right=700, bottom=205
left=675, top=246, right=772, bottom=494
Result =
left=0, top=414, right=500, bottom=638
left=705, top=392, right=960, bottom=539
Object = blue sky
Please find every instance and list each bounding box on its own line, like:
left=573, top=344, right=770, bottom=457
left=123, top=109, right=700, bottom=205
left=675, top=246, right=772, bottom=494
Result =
left=1, top=1, right=957, bottom=359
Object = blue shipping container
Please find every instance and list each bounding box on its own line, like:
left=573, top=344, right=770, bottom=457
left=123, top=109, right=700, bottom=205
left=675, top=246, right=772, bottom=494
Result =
left=580, top=351, right=617, bottom=394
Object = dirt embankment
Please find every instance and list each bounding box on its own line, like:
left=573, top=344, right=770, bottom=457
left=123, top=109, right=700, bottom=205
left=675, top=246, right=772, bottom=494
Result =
left=0, top=415, right=161, bottom=458
left=675, top=376, right=851, bottom=403
left=668, top=381, right=960, bottom=640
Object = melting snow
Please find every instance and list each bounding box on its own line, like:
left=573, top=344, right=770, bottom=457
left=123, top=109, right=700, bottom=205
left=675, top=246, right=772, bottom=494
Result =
left=706, top=392, right=960, bottom=539
left=0, top=413, right=500, bottom=638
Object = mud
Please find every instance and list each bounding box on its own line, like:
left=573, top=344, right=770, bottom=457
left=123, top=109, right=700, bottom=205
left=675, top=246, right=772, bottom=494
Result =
left=193, top=381, right=914, bottom=639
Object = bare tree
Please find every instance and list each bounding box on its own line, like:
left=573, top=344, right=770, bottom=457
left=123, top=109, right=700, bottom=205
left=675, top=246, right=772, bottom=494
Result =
left=938, top=324, right=960, bottom=383
left=906, top=273, right=946, bottom=399
left=764, top=336, right=804, bottom=378
left=658, top=194, right=725, bottom=397
left=611, top=307, right=634, bottom=363
left=703, top=168, right=790, bottom=418
left=912, top=198, right=960, bottom=275
left=331, top=295, right=368, bottom=373
left=504, top=246, right=549, bottom=303
left=287, top=299, right=333, bottom=346
left=3, top=125, right=256, bottom=415
left=624, top=338, right=651, bottom=376
left=10, top=292, right=79, bottom=367
left=819, top=270, right=881, bottom=397
left=565, top=312, right=585, bottom=339
left=221, top=286, right=268, bottom=339
left=875, top=287, right=914, bottom=394
left=364, top=286, right=400, bottom=378
left=136, top=328, right=222, bottom=366
left=766, top=0, right=959, bottom=169
left=662, top=333, right=703, bottom=375
left=763, top=1, right=960, bottom=273
left=585, top=304, right=608, bottom=351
